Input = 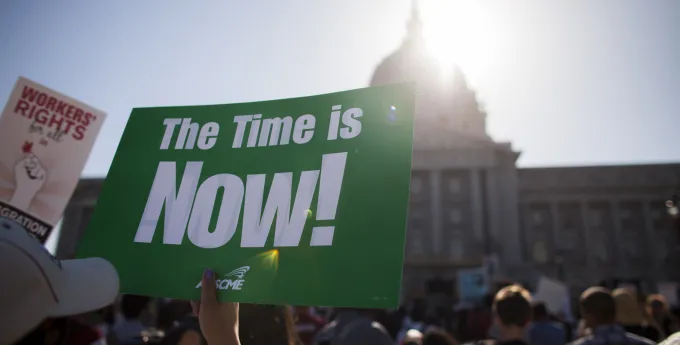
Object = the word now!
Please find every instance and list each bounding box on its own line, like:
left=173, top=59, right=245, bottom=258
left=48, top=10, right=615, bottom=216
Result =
left=133, top=152, right=347, bottom=249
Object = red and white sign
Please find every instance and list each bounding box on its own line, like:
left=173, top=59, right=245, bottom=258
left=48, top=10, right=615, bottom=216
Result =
left=0, top=77, right=106, bottom=243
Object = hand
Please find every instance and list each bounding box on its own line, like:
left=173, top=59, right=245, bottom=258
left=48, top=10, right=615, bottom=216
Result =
left=191, top=269, right=240, bottom=345
left=9, top=154, right=47, bottom=210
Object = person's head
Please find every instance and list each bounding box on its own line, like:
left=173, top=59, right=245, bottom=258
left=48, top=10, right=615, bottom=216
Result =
left=120, top=294, right=151, bottom=320
left=532, top=301, right=550, bottom=322
left=422, top=328, right=458, bottom=345
left=403, top=329, right=424, bottom=345
left=493, top=284, right=532, bottom=333
left=647, top=294, right=669, bottom=318
left=239, top=304, right=300, bottom=345
left=580, top=287, right=617, bottom=328
left=613, top=288, right=645, bottom=325
left=0, top=217, right=119, bottom=344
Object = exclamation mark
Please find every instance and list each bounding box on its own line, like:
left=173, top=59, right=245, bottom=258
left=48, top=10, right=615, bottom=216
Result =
left=310, top=152, right=348, bottom=246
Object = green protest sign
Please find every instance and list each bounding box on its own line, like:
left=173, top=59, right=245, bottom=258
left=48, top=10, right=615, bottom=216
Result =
left=77, top=84, right=415, bottom=308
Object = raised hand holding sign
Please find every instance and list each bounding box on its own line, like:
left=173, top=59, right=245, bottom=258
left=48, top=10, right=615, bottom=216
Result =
left=77, top=83, right=415, bottom=308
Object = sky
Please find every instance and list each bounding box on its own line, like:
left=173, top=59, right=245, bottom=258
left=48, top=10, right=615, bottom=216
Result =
left=2, top=0, right=680, bottom=176
left=1, top=1, right=679, bottom=252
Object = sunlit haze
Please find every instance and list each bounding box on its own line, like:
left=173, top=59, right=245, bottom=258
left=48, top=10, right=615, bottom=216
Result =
left=2, top=0, right=680, bottom=252
left=422, top=0, right=500, bottom=83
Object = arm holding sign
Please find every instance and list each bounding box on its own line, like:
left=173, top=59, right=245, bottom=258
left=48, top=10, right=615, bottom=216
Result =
left=191, top=269, right=240, bottom=345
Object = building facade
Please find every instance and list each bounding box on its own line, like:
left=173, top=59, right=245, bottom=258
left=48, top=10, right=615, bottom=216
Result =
left=56, top=5, right=680, bottom=300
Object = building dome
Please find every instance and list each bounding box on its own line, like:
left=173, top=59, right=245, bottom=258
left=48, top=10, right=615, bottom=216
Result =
left=369, top=1, right=490, bottom=146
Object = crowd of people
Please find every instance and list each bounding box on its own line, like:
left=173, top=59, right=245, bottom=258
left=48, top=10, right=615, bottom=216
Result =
left=3, top=215, right=680, bottom=345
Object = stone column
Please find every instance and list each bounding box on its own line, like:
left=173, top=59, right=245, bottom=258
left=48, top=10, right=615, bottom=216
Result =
left=550, top=201, right=561, bottom=279
left=485, top=168, right=499, bottom=245
left=430, top=170, right=442, bottom=254
left=579, top=201, right=594, bottom=273
left=642, top=201, right=656, bottom=281
left=503, top=167, right=522, bottom=265
left=611, top=200, right=626, bottom=276
left=470, top=168, right=484, bottom=243
left=550, top=202, right=560, bottom=252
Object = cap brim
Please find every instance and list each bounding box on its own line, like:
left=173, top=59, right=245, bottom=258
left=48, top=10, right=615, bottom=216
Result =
left=47, top=257, right=119, bottom=317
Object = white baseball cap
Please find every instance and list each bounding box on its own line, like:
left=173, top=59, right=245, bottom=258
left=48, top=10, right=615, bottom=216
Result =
left=0, top=217, right=120, bottom=344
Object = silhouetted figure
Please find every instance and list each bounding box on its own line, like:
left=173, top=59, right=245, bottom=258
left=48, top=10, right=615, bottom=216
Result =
left=613, top=288, right=661, bottom=342
left=529, top=302, right=565, bottom=345
left=573, top=287, right=656, bottom=345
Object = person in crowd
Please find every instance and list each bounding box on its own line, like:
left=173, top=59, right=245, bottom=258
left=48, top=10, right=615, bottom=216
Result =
left=422, top=328, right=459, bottom=345
left=15, top=316, right=110, bottom=345
left=613, top=288, right=662, bottom=342
left=376, top=307, right=407, bottom=341
left=0, top=217, right=120, bottom=344
left=528, top=301, right=565, bottom=345
left=187, top=269, right=239, bottom=345
left=403, top=329, right=424, bottom=345
left=660, top=331, right=680, bottom=345
left=112, top=295, right=153, bottom=344
left=157, top=300, right=194, bottom=332
left=575, top=319, right=590, bottom=338
left=572, top=287, right=656, bottom=345
left=647, top=294, right=680, bottom=338
left=313, top=307, right=393, bottom=345
left=548, top=314, right=572, bottom=343
left=462, top=296, right=493, bottom=343
left=190, top=269, right=300, bottom=345
left=238, top=304, right=300, bottom=345
left=294, top=306, right=326, bottom=345
left=489, top=284, right=533, bottom=345
left=96, top=305, right=119, bottom=344
left=159, top=301, right=206, bottom=345
left=399, top=301, right=431, bottom=344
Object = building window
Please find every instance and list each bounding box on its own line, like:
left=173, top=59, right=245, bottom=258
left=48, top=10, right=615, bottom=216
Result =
left=619, top=209, right=631, bottom=219
left=590, top=211, right=602, bottom=227
left=448, top=177, right=461, bottom=194
left=593, top=241, right=608, bottom=262
left=449, top=241, right=463, bottom=260
left=561, top=228, right=578, bottom=250
left=450, top=208, right=462, bottom=224
left=411, top=178, right=422, bottom=193
left=532, top=242, right=548, bottom=263
left=626, top=244, right=640, bottom=259
left=450, top=228, right=464, bottom=238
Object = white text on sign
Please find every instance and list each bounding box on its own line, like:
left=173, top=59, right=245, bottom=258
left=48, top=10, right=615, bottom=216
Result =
left=137, top=104, right=366, bottom=248
left=158, top=105, right=363, bottom=151
left=134, top=153, right=347, bottom=249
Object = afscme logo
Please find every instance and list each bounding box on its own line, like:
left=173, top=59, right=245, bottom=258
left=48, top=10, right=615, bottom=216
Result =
left=225, top=266, right=250, bottom=279
left=195, top=266, right=250, bottom=291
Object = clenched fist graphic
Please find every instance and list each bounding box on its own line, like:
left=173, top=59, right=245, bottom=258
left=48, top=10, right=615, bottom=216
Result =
left=9, top=154, right=47, bottom=210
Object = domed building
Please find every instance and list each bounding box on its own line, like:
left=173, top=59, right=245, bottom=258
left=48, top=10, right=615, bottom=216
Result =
left=56, top=2, right=680, bottom=306
left=369, top=1, right=526, bottom=299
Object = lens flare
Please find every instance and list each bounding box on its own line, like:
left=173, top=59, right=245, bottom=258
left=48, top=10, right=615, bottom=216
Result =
left=256, top=249, right=279, bottom=274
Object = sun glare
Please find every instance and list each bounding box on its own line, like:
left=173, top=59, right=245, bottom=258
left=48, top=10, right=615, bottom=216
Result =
left=421, top=0, right=498, bottom=84
left=257, top=249, right=280, bottom=273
